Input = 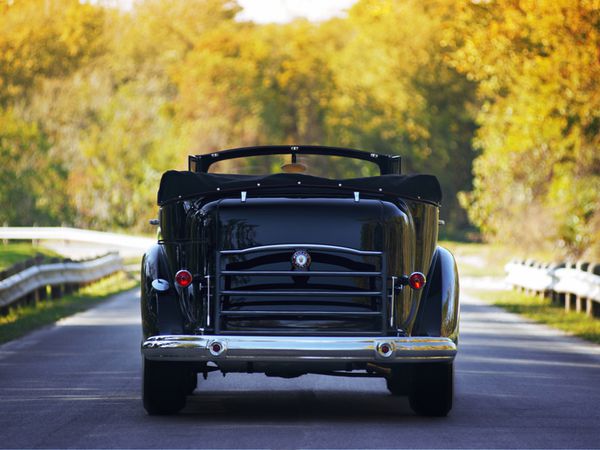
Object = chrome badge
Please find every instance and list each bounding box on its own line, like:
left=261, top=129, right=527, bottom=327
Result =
left=291, top=250, right=311, bottom=270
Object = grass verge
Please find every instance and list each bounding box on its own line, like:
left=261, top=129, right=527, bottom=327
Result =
left=439, top=240, right=556, bottom=278
left=0, top=243, right=62, bottom=271
left=439, top=241, right=512, bottom=277
left=466, top=288, right=600, bottom=344
left=0, top=271, right=138, bottom=345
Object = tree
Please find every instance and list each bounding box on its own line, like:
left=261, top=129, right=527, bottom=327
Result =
left=326, top=0, right=478, bottom=232
left=0, top=108, right=72, bottom=225
left=0, top=0, right=105, bottom=105
left=448, top=0, right=600, bottom=258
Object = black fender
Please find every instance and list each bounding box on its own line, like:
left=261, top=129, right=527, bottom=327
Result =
left=141, top=244, right=184, bottom=339
left=412, top=246, right=460, bottom=344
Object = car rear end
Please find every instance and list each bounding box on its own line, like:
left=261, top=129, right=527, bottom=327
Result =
left=140, top=147, right=458, bottom=416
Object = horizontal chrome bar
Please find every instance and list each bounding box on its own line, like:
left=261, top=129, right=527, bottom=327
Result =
left=221, top=270, right=382, bottom=277
left=222, top=330, right=384, bottom=336
left=220, top=244, right=382, bottom=256
left=220, top=290, right=382, bottom=297
left=219, top=310, right=382, bottom=316
left=142, top=335, right=457, bottom=363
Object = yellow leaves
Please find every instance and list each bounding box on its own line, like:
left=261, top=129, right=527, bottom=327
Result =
left=448, top=0, right=600, bottom=257
left=11, top=0, right=596, bottom=247
left=0, top=0, right=105, bottom=105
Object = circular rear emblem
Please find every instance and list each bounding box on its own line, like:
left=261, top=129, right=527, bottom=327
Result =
left=291, top=250, right=311, bottom=270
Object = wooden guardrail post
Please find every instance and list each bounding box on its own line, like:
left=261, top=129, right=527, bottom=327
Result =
left=64, top=283, right=74, bottom=295
left=588, top=263, right=600, bottom=317
left=517, top=259, right=525, bottom=293
left=25, top=291, right=34, bottom=307
left=50, top=284, right=62, bottom=299
left=539, top=262, right=549, bottom=299
left=551, top=262, right=565, bottom=306
left=575, top=261, right=590, bottom=313
left=564, top=262, right=574, bottom=312
left=525, top=259, right=535, bottom=295
left=37, top=285, right=47, bottom=302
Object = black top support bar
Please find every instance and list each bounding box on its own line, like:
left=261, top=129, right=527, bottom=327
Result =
left=189, top=145, right=401, bottom=175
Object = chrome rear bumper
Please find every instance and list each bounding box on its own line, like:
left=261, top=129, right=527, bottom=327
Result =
left=141, top=335, right=457, bottom=363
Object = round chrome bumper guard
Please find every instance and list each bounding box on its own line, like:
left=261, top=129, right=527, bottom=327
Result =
left=208, top=340, right=226, bottom=356
left=377, top=342, right=394, bottom=358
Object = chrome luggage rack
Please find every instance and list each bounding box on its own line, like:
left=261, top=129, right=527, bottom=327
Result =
left=212, top=244, right=390, bottom=335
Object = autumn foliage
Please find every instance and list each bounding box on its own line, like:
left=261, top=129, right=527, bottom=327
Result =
left=0, top=0, right=598, bottom=260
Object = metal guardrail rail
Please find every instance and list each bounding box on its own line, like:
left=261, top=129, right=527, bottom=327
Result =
left=0, top=227, right=154, bottom=256
left=0, top=253, right=124, bottom=312
left=505, top=260, right=600, bottom=317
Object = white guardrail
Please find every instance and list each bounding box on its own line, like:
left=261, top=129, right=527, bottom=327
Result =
left=0, top=227, right=154, bottom=258
left=0, top=253, right=124, bottom=310
left=505, top=260, right=600, bottom=317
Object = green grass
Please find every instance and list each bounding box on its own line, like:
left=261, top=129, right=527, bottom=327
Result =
left=0, top=272, right=138, bottom=344
left=0, top=243, right=62, bottom=271
left=466, top=288, right=600, bottom=344
left=439, top=240, right=514, bottom=277
left=439, top=240, right=557, bottom=278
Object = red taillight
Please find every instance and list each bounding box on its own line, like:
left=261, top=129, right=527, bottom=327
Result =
left=175, top=269, right=193, bottom=288
left=408, top=272, right=426, bottom=290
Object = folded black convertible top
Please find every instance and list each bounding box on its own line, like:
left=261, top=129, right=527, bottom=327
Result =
left=158, top=171, right=442, bottom=205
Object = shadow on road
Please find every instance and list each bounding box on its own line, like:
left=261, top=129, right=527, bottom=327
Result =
left=179, top=388, right=416, bottom=421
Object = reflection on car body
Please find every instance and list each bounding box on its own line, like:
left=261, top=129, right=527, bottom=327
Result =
left=140, top=145, right=459, bottom=416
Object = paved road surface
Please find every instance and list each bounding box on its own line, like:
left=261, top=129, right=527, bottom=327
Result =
left=1, top=287, right=599, bottom=448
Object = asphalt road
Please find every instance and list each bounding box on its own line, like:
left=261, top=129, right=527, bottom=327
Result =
left=1, top=287, right=600, bottom=449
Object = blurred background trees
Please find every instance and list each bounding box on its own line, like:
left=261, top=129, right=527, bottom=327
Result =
left=446, top=0, right=600, bottom=259
left=0, top=0, right=597, bottom=259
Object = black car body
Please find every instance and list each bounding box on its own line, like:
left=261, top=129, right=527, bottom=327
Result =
left=141, top=146, right=459, bottom=416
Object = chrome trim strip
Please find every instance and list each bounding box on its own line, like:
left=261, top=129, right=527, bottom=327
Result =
left=390, top=276, right=397, bottom=328
left=219, top=310, right=382, bottom=317
left=221, top=270, right=382, bottom=277
left=220, top=244, right=382, bottom=256
left=205, top=275, right=211, bottom=327
left=142, top=335, right=457, bottom=363
left=220, top=290, right=382, bottom=297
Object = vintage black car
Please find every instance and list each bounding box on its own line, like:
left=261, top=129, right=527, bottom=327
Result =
left=141, top=146, right=459, bottom=416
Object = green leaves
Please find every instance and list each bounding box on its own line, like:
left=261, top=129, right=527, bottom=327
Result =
left=0, top=108, right=71, bottom=225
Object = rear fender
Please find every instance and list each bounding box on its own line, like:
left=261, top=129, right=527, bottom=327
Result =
left=412, top=246, right=459, bottom=343
left=141, top=244, right=184, bottom=339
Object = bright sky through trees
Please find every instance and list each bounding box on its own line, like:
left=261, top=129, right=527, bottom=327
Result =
left=236, top=0, right=357, bottom=23
left=101, top=0, right=358, bottom=22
